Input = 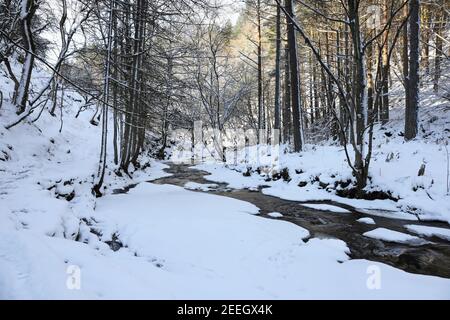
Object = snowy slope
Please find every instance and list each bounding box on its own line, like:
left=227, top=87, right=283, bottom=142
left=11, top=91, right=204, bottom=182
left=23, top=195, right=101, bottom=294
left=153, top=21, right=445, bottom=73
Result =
left=2, top=182, right=450, bottom=299
left=0, top=60, right=170, bottom=298
left=0, top=60, right=168, bottom=235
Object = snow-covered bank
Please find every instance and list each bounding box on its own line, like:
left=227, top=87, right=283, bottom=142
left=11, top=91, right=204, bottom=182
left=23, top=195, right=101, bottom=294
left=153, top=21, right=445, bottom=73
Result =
left=3, top=182, right=450, bottom=299
left=192, top=101, right=450, bottom=223
left=0, top=64, right=170, bottom=242
left=363, top=228, right=429, bottom=245
left=0, top=61, right=166, bottom=298
left=405, top=225, right=450, bottom=241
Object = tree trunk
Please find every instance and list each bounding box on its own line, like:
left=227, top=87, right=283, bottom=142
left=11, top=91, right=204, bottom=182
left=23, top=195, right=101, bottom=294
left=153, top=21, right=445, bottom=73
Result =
left=380, top=0, right=390, bottom=124
left=405, top=0, right=420, bottom=140
left=348, top=0, right=368, bottom=191
left=282, top=45, right=291, bottom=143
left=421, top=4, right=430, bottom=76
left=313, top=58, right=320, bottom=122
left=344, top=21, right=353, bottom=142
left=433, top=2, right=446, bottom=92
left=402, top=3, right=409, bottom=120
left=309, top=51, right=314, bottom=126
left=274, top=5, right=281, bottom=137
left=93, top=0, right=115, bottom=196
left=257, top=0, right=263, bottom=132
left=14, top=0, right=37, bottom=115
left=285, top=0, right=303, bottom=152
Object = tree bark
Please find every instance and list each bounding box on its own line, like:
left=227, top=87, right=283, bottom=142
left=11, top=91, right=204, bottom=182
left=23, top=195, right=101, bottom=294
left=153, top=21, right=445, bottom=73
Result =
left=274, top=5, right=281, bottom=136
left=285, top=0, right=303, bottom=151
left=257, top=0, right=263, bottom=132
left=348, top=0, right=368, bottom=190
left=93, top=0, right=115, bottom=196
left=282, top=45, right=291, bottom=143
left=380, top=0, right=390, bottom=124
left=433, top=2, right=446, bottom=92
left=405, top=0, right=420, bottom=140
left=14, top=0, right=37, bottom=115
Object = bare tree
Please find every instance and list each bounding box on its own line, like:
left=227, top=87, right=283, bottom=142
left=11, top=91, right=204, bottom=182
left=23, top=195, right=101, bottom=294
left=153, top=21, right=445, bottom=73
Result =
left=276, top=0, right=408, bottom=192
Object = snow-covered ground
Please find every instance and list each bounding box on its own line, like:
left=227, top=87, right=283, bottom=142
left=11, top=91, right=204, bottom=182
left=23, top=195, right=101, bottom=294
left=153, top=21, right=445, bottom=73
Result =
left=4, top=180, right=450, bottom=299
left=1, top=60, right=450, bottom=299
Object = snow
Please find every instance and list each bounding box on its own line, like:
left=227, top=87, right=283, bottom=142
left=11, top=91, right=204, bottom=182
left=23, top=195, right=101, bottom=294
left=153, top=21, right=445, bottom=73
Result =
left=405, top=225, right=450, bottom=241
left=301, top=203, right=351, bottom=213
left=184, top=182, right=218, bottom=191
left=192, top=107, right=450, bottom=223
left=267, top=212, right=283, bottom=218
left=3, top=182, right=450, bottom=299
left=357, top=217, right=376, bottom=225
left=193, top=162, right=267, bottom=189
left=194, top=137, right=450, bottom=222
left=20, top=0, right=29, bottom=19
left=1, top=57, right=450, bottom=299
left=358, top=209, right=419, bottom=221
left=186, top=85, right=450, bottom=224
left=363, top=228, right=428, bottom=245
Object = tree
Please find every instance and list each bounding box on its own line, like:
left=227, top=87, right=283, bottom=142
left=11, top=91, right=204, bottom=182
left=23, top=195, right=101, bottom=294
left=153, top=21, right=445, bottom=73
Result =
left=274, top=4, right=281, bottom=136
left=405, top=0, right=420, bottom=141
left=14, top=0, right=38, bottom=114
left=282, top=44, right=291, bottom=143
left=433, top=0, right=447, bottom=93
left=93, top=0, right=115, bottom=197
left=257, top=0, right=263, bottom=132
left=275, top=0, right=408, bottom=193
left=380, top=0, right=390, bottom=124
left=285, top=0, right=303, bottom=152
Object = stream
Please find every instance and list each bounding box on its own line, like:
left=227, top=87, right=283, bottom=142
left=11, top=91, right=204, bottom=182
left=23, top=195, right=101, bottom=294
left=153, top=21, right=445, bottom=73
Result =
left=117, top=162, right=450, bottom=279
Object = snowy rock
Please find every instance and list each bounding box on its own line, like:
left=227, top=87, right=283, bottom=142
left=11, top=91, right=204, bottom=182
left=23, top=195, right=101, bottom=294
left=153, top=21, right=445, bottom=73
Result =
left=357, top=217, right=376, bottom=225
left=405, top=225, right=450, bottom=241
left=301, top=203, right=351, bottom=213
left=267, top=212, right=283, bottom=218
left=184, top=182, right=218, bottom=191
left=363, top=228, right=428, bottom=245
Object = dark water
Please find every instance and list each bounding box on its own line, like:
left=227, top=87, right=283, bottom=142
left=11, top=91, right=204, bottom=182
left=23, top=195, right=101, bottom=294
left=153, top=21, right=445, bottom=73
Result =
left=117, top=162, right=450, bottom=279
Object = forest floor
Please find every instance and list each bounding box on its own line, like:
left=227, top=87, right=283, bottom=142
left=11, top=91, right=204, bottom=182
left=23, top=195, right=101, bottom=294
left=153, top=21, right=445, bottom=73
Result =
left=1, top=62, right=450, bottom=299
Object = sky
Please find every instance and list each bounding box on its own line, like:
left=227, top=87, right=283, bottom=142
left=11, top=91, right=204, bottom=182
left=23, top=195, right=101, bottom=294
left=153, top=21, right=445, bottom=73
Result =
left=220, top=0, right=244, bottom=25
